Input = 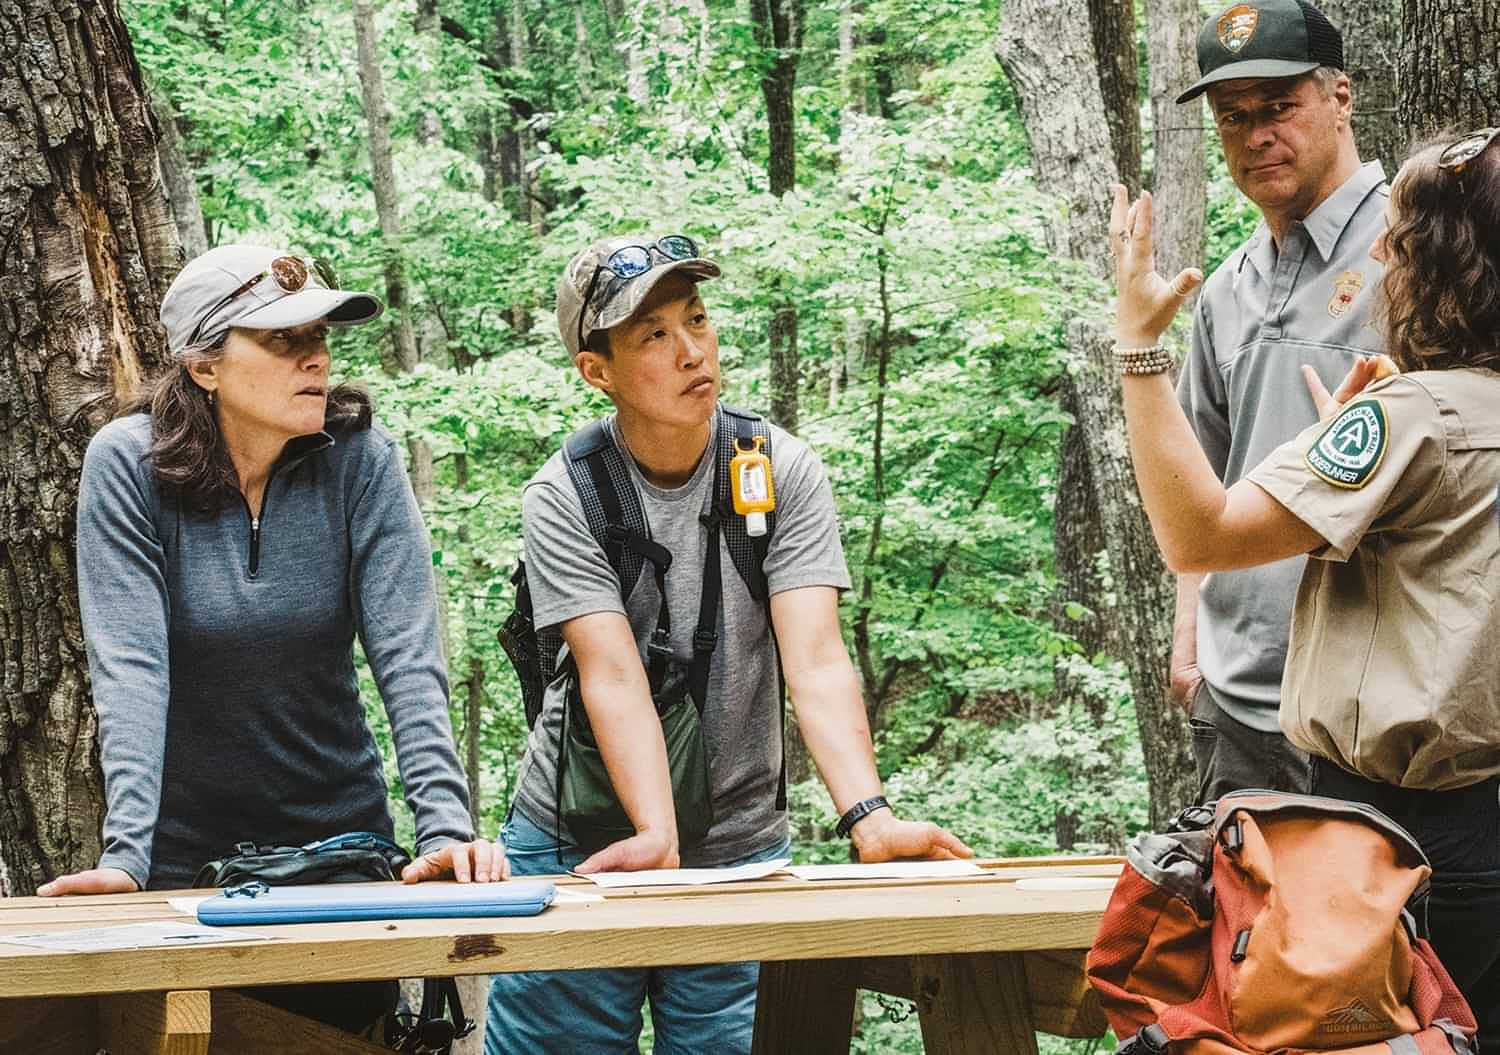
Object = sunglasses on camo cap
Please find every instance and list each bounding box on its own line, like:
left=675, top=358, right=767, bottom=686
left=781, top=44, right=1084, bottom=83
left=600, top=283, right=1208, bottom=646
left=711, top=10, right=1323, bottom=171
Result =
left=575, top=235, right=700, bottom=352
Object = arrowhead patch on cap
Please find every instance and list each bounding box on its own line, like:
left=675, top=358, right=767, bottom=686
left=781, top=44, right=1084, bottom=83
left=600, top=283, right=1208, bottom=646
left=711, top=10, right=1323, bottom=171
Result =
left=1306, top=399, right=1388, bottom=489
left=1218, top=5, right=1261, bottom=53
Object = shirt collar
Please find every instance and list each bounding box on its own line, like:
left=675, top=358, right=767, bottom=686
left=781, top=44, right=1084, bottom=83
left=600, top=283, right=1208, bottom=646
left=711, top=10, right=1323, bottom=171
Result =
left=1237, top=160, right=1386, bottom=279
left=1299, top=160, right=1387, bottom=262
left=275, top=430, right=335, bottom=473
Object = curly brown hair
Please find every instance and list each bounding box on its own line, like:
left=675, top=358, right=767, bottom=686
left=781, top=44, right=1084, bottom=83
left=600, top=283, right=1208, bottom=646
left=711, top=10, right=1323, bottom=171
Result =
left=1379, top=131, right=1500, bottom=373
left=125, top=337, right=371, bottom=513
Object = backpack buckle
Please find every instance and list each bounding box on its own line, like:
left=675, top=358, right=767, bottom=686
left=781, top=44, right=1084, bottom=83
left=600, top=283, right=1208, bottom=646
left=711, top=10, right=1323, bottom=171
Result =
left=692, top=628, right=718, bottom=654
left=647, top=629, right=674, bottom=663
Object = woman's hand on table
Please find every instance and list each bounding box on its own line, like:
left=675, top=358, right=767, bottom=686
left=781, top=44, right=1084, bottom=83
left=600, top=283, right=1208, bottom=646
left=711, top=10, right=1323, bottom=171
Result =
left=36, top=867, right=139, bottom=897
left=401, top=839, right=510, bottom=883
left=1110, top=184, right=1203, bottom=348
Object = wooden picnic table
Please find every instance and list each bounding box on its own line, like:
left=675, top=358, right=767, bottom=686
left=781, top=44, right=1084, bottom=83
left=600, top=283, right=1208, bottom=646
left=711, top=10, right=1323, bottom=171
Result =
left=0, top=855, right=1120, bottom=1055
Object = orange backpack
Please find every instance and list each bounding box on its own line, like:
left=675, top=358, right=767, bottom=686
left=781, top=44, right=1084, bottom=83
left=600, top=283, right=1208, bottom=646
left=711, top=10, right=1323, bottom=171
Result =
left=1087, top=791, right=1478, bottom=1055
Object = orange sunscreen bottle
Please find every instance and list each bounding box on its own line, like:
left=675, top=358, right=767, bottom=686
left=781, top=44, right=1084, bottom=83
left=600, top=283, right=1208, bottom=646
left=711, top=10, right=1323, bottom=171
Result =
left=730, top=436, right=775, bottom=537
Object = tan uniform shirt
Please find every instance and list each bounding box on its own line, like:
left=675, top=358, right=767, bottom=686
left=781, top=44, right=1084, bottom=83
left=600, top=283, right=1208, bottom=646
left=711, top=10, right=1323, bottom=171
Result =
left=1249, top=369, right=1500, bottom=790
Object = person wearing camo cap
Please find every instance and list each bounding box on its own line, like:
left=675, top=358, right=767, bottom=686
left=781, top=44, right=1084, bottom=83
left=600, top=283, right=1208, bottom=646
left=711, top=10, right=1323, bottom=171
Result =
left=1168, top=0, right=1392, bottom=803
left=485, top=233, right=971, bottom=1054
left=41, top=244, right=504, bottom=1034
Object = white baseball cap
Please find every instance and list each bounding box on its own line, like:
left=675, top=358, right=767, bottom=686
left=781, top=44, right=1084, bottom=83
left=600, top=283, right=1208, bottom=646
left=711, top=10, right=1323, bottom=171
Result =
left=160, top=244, right=383, bottom=357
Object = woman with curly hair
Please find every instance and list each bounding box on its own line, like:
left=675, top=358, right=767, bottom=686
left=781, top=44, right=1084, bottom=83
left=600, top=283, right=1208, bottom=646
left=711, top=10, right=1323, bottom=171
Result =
left=39, top=244, right=505, bottom=1032
left=1110, top=127, right=1500, bottom=1035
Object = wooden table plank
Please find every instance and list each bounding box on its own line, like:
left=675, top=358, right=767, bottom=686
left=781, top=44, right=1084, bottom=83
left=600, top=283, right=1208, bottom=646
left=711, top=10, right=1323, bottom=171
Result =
left=913, top=952, right=1039, bottom=1055
left=0, top=883, right=1111, bottom=998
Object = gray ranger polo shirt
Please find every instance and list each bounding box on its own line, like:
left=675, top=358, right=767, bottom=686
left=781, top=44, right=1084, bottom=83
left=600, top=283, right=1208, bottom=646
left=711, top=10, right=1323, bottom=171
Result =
left=1177, top=160, right=1388, bottom=732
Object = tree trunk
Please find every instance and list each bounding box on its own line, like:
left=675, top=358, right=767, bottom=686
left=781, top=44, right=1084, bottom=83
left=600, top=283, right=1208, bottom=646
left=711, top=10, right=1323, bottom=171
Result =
left=510, top=0, right=543, bottom=235
left=1398, top=0, right=1500, bottom=138
left=1088, top=0, right=1143, bottom=194
left=415, top=0, right=442, bottom=147
left=1146, top=0, right=1206, bottom=284
left=353, top=0, right=420, bottom=376
left=1321, top=0, right=1404, bottom=174
left=0, top=0, right=179, bottom=895
left=148, top=89, right=209, bottom=259
left=994, top=0, right=1115, bottom=271
left=996, top=0, right=1196, bottom=828
left=834, top=0, right=866, bottom=400
left=573, top=0, right=595, bottom=100
left=1068, top=323, right=1196, bottom=828
left=626, top=0, right=657, bottom=104
left=751, top=0, right=806, bottom=433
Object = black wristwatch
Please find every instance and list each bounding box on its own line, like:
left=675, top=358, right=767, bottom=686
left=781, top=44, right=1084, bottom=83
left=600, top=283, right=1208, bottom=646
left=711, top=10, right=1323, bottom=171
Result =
left=835, top=795, right=891, bottom=839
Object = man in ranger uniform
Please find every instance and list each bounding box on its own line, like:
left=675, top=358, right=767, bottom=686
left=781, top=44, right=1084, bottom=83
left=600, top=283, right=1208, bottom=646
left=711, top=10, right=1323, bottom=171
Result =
left=1169, top=0, right=1390, bottom=800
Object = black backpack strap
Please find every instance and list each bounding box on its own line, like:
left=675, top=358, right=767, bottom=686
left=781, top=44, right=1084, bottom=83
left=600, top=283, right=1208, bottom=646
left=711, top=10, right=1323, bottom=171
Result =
left=715, top=404, right=775, bottom=601
left=563, top=420, right=650, bottom=600
left=714, top=404, right=786, bottom=810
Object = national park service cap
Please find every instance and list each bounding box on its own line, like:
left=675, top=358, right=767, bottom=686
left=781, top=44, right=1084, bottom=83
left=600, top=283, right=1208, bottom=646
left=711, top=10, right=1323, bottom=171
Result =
left=1177, top=0, right=1344, bottom=104
left=556, top=234, right=722, bottom=358
left=160, top=244, right=384, bottom=358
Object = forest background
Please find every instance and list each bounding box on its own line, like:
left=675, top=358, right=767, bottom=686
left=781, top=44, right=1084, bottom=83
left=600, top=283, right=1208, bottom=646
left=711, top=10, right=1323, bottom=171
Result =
left=1, top=0, right=1495, bottom=1050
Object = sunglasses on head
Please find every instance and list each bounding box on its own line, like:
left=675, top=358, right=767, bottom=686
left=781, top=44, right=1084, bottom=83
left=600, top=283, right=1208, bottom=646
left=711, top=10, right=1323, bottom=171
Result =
left=187, top=255, right=339, bottom=347
left=1438, top=128, right=1500, bottom=192
left=575, top=235, right=699, bottom=353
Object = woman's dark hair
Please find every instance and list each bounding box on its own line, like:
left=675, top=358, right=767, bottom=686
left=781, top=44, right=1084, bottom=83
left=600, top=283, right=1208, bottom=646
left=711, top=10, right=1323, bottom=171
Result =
left=1380, top=132, right=1500, bottom=373
left=125, top=336, right=372, bottom=513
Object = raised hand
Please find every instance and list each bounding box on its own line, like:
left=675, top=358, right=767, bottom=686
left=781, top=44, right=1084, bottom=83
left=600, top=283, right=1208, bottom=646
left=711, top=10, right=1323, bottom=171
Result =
left=1110, top=184, right=1204, bottom=348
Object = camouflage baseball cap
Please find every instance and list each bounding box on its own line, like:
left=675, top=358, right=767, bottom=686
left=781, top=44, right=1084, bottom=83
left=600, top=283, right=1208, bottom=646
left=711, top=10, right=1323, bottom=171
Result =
left=556, top=234, right=722, bottom=357
left=1177, top=0, right=1344, bottom=104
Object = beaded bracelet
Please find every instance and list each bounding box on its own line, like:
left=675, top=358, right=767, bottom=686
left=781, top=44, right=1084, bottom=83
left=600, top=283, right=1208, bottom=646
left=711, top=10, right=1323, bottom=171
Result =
left=1115, top=344, right=1173, bottom=375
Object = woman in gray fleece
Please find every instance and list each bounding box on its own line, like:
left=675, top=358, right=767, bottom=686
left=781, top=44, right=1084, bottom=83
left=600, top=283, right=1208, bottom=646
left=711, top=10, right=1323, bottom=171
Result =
left=39, top=244, right=505, bottom=1030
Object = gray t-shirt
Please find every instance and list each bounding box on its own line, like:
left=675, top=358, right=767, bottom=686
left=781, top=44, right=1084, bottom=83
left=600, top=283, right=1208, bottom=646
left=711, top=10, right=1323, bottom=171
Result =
left=1178, top=161, right=1389, bottom=731
left=512, top=411, right=851, bottom=866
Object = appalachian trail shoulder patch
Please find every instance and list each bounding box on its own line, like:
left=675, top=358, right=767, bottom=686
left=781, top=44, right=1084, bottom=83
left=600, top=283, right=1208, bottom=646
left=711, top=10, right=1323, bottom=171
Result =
left=1305, top=399, right=1388, bottom=489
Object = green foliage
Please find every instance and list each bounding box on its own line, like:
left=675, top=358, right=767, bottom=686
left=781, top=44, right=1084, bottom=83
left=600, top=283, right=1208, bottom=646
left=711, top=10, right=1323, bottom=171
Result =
left=119, top=0, right=1243, bottom=928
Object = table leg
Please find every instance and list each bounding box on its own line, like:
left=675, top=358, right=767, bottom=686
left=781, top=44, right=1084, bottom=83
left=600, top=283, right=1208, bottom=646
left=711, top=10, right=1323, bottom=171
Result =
left=750, top=958, right=860, bottom=1055
left=206, top=991, right=391, bottom=1054
left=911, top=952, right=1039, bottom=1055
left=98, top=990, right=211, bottom=1055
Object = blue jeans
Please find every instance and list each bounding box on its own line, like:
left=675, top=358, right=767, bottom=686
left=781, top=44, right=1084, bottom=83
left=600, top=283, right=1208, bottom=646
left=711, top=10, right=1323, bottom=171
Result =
left=484, top=807, right=790, bottom=1055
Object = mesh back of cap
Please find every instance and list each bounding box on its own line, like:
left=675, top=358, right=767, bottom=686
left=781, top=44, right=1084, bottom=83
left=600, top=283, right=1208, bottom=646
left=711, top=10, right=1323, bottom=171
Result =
left=1297, top=1, right=1345, bottom=69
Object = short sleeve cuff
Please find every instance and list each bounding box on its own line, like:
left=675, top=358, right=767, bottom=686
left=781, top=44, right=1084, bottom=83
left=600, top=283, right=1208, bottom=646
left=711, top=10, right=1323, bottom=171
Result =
left=1246, top=470, right=1359, bottom=563
left=767, top=565, right=853, bottom=597
left=530, top=594, right=629, bottom=631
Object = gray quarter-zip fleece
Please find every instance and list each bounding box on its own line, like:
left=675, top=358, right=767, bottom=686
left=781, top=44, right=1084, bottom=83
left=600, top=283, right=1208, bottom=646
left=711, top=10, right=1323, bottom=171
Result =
left=77, top=414, right=473, bottom=890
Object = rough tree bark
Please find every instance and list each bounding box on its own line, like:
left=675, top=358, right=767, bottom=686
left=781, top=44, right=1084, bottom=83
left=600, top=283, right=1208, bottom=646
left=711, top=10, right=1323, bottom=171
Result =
left=1321, top=0, right=1404, bottom=175
left=834, top=0, right=867, bottom=400
left=750, top=0, right=807, bottom=433
left=148, top=90, right=208, bottom=259
left=353, top=0, right=420, bottom=377
left=1398, top=0, right=1500, bottom=139
left=626, top=0, right=657, bottom=105
left=1089, top=0, right=1143, bottom=194
left=996, top=0, right=1196, bottom=829
left=0, top=0, right=179, bottom=895
left=1146, top=0, right=1206, bottom=285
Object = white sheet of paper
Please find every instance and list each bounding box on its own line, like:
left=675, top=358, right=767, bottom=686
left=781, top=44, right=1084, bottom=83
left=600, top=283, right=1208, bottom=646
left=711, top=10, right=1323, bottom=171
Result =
left=2, top=921, right=272, bottom=953
left=550, top=888, right=606, bottom=904
left=167, top=895, right=211, bottom=915
left=578, top=857, right=791, bottom=888
left=1014, top=877, right=1117, bottom=891
left=784, top=860, right=988, bottom=881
